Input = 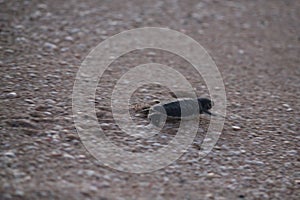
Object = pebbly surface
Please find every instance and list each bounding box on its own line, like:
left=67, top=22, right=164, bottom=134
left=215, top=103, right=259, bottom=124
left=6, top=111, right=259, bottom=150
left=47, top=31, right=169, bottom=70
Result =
left=0, top=0, right=299, bottom=199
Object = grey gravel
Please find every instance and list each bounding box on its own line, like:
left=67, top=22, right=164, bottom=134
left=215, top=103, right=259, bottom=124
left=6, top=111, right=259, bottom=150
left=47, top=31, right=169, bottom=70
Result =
left=0, top=0, right=299, bottom=200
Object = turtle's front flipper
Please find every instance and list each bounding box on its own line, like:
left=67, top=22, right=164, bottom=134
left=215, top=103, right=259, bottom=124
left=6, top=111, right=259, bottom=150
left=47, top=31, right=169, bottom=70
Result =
left=203, top=110, right=226, bottom=119
left=203, top=110, right=215, bottom=117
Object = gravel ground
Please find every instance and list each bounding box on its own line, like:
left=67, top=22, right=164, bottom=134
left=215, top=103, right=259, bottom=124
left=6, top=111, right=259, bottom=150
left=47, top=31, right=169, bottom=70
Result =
left=1, top=0, right=299, bottom=199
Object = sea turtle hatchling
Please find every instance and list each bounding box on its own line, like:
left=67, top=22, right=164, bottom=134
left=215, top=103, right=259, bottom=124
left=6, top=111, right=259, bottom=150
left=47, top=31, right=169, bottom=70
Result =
left=147, top=97, right=214, bottom=127
left=131, top=96, right=216, bottom=127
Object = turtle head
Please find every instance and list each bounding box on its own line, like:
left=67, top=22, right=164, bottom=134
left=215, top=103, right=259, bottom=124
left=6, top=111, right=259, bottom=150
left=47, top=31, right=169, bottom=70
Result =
left=198, top=98, right=213, bottom=111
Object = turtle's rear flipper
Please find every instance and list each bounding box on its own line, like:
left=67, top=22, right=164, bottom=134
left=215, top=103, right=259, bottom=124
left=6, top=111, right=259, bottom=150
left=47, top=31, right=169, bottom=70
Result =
left=139, top=108, right=150, bottom=115
left=169, top=91, right=197, bottom=99
left=148, top=113, right=167, bottom=128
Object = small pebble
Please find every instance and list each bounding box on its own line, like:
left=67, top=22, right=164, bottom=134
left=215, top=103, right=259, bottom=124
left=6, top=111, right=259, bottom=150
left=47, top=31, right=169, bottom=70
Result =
left=65, top=36, right=74, bottom=41
left=5, top=49, right=14, bottom=53
left=152, top=143, right=162, bottom=147
left=59, top=61, right=68, bottom=65
left=24, top=99, right=34, bottom=104
left=206, top=172, right=221, bottom=178
left=49, top=151, right=62, bottom=157
left=44, top=111, right=52, bottom=116
left=60, top=47, right=69, bottom=52
left=16, top=37, right=28, bottom=43
left=44, top=42, right=58, bottom=50
left=205, top=193, right=214, bottom=198
left=77, top=154, right=86, bottom=159
left=30, top=10, right=42, bottom=19
left=232, top=125, right=241, bottom=131
left=6, top=92, right=17, bottom=98
left=282, top=103, right=290, bottom=108
left=15, top=190, right=24, bottom=196
left=245, top=159, right=265, bottom=166
left=63, top=153, right=75, bottom=159
left=4, top=151, right=16, bottom=158
left=286, top=150, right=297, bottom=155
left=37, top=3, right=48, bottom=9
left=86, top=170, right=96, bottom=177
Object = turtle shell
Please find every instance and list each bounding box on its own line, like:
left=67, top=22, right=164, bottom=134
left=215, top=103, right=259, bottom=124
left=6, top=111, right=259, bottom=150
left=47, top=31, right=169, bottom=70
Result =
left=148, top=98, right=213, bottom=119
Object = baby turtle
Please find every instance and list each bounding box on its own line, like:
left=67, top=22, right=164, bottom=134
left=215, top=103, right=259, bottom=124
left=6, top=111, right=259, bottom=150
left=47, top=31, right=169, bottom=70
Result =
left=147, top=97, right=214, bottom=127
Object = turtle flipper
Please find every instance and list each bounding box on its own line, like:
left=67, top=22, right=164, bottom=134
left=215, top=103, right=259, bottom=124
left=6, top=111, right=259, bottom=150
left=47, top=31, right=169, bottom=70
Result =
left=203, top=110, right=214, bottom=116
left=203, top=110, right=226, bottom=119
left=148, top=113, right=167, bottom=128
left=169, top=90, right=197, bottom=99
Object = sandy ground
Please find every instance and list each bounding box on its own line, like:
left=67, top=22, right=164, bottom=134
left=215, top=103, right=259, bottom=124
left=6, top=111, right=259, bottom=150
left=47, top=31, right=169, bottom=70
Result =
left=0, top=0, right=299, bottom=199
